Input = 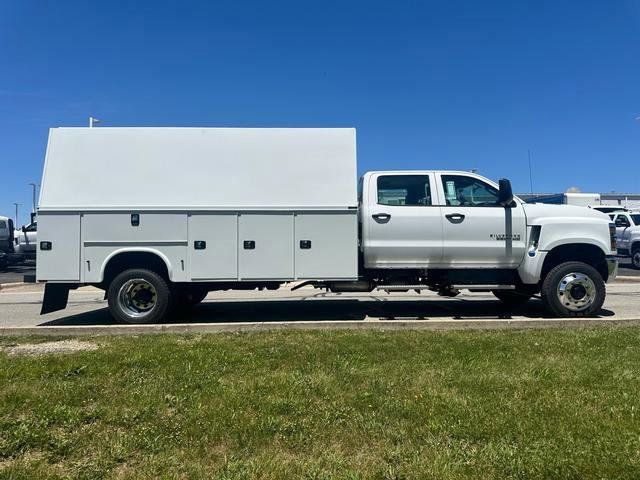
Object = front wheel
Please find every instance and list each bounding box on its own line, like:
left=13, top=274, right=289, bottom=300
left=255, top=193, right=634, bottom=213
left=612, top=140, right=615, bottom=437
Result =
left=107, top=269, right=172, bottom=324
left=541, top=261, right=605, bottom=317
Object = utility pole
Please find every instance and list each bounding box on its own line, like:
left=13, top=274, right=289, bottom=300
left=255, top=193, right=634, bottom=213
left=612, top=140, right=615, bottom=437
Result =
left=13, top=203, right=20, bottom=226
left=527, top=149, right=534, bottom=194
left=28, top=182, right=38, bottom=213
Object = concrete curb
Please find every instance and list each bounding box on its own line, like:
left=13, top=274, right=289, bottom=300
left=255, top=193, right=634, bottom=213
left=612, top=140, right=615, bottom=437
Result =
left=2, top=317, right=640, bottom=337
left=0, top=282, right=29, bottom=291
left=614, top=276, right=640, bottom=283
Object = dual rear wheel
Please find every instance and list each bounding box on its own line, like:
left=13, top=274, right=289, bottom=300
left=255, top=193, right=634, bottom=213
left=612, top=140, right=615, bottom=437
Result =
left=107, top=269, right=207, bottom=324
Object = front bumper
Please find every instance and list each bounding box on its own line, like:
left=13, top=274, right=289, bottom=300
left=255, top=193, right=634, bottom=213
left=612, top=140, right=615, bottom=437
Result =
left=606, top=255, right=618, bottom=282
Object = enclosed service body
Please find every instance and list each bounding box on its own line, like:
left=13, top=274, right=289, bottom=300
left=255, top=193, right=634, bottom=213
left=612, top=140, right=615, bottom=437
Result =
left=38, top=127, right=617, bottom=322
left=38, top=128, right=358, bottom=287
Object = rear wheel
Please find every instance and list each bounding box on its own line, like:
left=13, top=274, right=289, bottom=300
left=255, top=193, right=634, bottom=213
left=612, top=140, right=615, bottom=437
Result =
left=107, top=269, right=172, bottom=324
left=541, top=261, right=605, bottom=317
left=492, top=290, right=532, bottom=307
left=173, top=287, right=208, bottom=310
left=632, top=246, right=640, bottom=269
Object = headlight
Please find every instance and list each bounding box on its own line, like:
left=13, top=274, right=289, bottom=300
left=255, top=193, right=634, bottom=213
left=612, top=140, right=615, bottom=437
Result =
left=609, top=223, right=617, bottom=252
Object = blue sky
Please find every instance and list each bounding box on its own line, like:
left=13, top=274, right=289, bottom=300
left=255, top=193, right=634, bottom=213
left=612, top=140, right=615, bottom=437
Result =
left=1, top=0, right=639, bottom=225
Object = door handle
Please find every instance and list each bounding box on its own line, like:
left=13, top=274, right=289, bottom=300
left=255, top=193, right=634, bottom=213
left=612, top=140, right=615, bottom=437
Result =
left=445, top=213, right=465, bottom=223
left=372, top=213, right=391, bottom=223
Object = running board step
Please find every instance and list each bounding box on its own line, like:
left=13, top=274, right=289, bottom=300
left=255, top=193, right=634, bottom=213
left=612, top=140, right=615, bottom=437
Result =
left=375, top=284, right=516, bottom=291
left=454, top=284, right=515, bottom=290
left=375, top=285, right=429, bottom=291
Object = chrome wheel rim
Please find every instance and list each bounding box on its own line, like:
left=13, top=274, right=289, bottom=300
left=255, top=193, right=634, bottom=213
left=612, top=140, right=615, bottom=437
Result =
left=633, top=252, right=640, bottom=268
left=556, top=272, right=596, bottom=312
left=117, top=278, right=157, bottom=318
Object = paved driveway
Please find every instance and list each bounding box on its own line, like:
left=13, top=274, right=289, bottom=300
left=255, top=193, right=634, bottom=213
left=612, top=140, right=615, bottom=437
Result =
left=1, top=282, right=639, bottom=334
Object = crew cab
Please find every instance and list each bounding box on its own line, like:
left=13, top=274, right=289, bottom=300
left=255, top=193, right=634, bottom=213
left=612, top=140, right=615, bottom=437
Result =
left=36, top=127, right=617, bottom=323
left=610, top=211, right=640, bottom=269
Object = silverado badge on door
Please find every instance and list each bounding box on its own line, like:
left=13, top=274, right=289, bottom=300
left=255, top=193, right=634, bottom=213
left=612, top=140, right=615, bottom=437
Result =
left=490, top=233, right=521, bottom=241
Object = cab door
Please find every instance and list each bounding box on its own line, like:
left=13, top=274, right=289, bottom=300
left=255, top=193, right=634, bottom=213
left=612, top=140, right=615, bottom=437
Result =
left=614, top=213, right=632, bottom=251
left=437, top=173, right=526, bottom=267
left=363, top=173, right=443, bottom=268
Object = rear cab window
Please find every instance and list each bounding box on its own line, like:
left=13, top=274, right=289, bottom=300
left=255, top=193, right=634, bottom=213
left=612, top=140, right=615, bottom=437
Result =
left=377, top=175, right=432, bottom=206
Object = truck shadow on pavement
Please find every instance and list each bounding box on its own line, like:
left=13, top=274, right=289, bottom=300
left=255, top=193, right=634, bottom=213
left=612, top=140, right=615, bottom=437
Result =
left=39, top=296, right=616, bottom=327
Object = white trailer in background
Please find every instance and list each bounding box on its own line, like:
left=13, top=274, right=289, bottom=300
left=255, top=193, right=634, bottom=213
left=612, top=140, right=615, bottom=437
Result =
left=525, top=192, right=601, bottom=208
left=38, top=127, right=617, bottom=322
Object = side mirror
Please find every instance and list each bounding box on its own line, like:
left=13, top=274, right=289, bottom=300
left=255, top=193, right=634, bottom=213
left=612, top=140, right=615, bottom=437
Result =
left=497, top=178, right=514, bottom=207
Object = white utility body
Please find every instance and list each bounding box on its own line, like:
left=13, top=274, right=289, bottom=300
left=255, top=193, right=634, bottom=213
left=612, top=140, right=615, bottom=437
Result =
left=38, top=127, right=618, bottom=322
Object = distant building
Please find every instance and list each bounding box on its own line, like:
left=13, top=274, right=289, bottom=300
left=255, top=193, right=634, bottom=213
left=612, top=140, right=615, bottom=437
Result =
left=518, top=192, right=640, bottom=210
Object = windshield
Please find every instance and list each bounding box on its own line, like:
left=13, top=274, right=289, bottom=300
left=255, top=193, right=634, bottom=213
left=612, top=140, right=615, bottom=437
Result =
left=631, top=215, right=640, bottom=226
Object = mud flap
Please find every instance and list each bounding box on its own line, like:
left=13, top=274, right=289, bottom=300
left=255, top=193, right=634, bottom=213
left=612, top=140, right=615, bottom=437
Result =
left=40, top=283, right=72, bottom=314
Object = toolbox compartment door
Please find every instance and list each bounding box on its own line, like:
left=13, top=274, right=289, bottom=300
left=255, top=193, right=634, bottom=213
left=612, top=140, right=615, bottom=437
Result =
left=36, top=213, right=81, bottom=281
left=238, top=214, right=294, bottom=280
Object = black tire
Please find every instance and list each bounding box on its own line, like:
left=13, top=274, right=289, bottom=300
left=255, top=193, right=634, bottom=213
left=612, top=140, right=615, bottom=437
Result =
left=632, top=246, right=640, bottom=270
left=184, top=288, right=208, bottom=305
left=541, top=261, right=605, bottom=317
left=492, top=290, right=532, bottom=307
left=107, top=269, right=172, bottom=324
left=173, top=287, right=208, bottom=311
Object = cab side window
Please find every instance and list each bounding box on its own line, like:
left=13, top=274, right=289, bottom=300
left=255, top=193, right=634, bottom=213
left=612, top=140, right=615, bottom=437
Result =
left=441, top=175, right=499, bottom=207
left=377, top=175, right=432, bottom=206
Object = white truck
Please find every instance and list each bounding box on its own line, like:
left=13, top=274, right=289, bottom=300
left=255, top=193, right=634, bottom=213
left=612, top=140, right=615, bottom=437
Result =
left=0, top=216, right=15, bottom=255
left=0, top=216, right=14, bottom=269
left=610, top=211, right=640, bottom=269
left=14, top=220, right=37, bottom=259
left=37, top=127, right=618, bottom=323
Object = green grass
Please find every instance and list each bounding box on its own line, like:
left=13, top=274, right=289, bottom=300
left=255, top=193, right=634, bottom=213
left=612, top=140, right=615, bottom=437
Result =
left=1, top=328, right=640, bottom=479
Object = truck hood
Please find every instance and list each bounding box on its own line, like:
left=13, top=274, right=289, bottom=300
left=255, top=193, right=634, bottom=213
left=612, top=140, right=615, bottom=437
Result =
left=522, top=203, right=611, bottom=225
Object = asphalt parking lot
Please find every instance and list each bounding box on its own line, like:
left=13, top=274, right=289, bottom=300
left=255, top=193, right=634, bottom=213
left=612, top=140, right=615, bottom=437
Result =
left=0, top=262, right=36, bottom=284
left=1, top=280, right=639, bottom=335
left=620, top=265, right=640, bottom=276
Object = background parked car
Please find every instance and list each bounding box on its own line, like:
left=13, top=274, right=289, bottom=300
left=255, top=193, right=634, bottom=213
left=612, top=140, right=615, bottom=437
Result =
left=611, top=211, right=640, bottom=269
